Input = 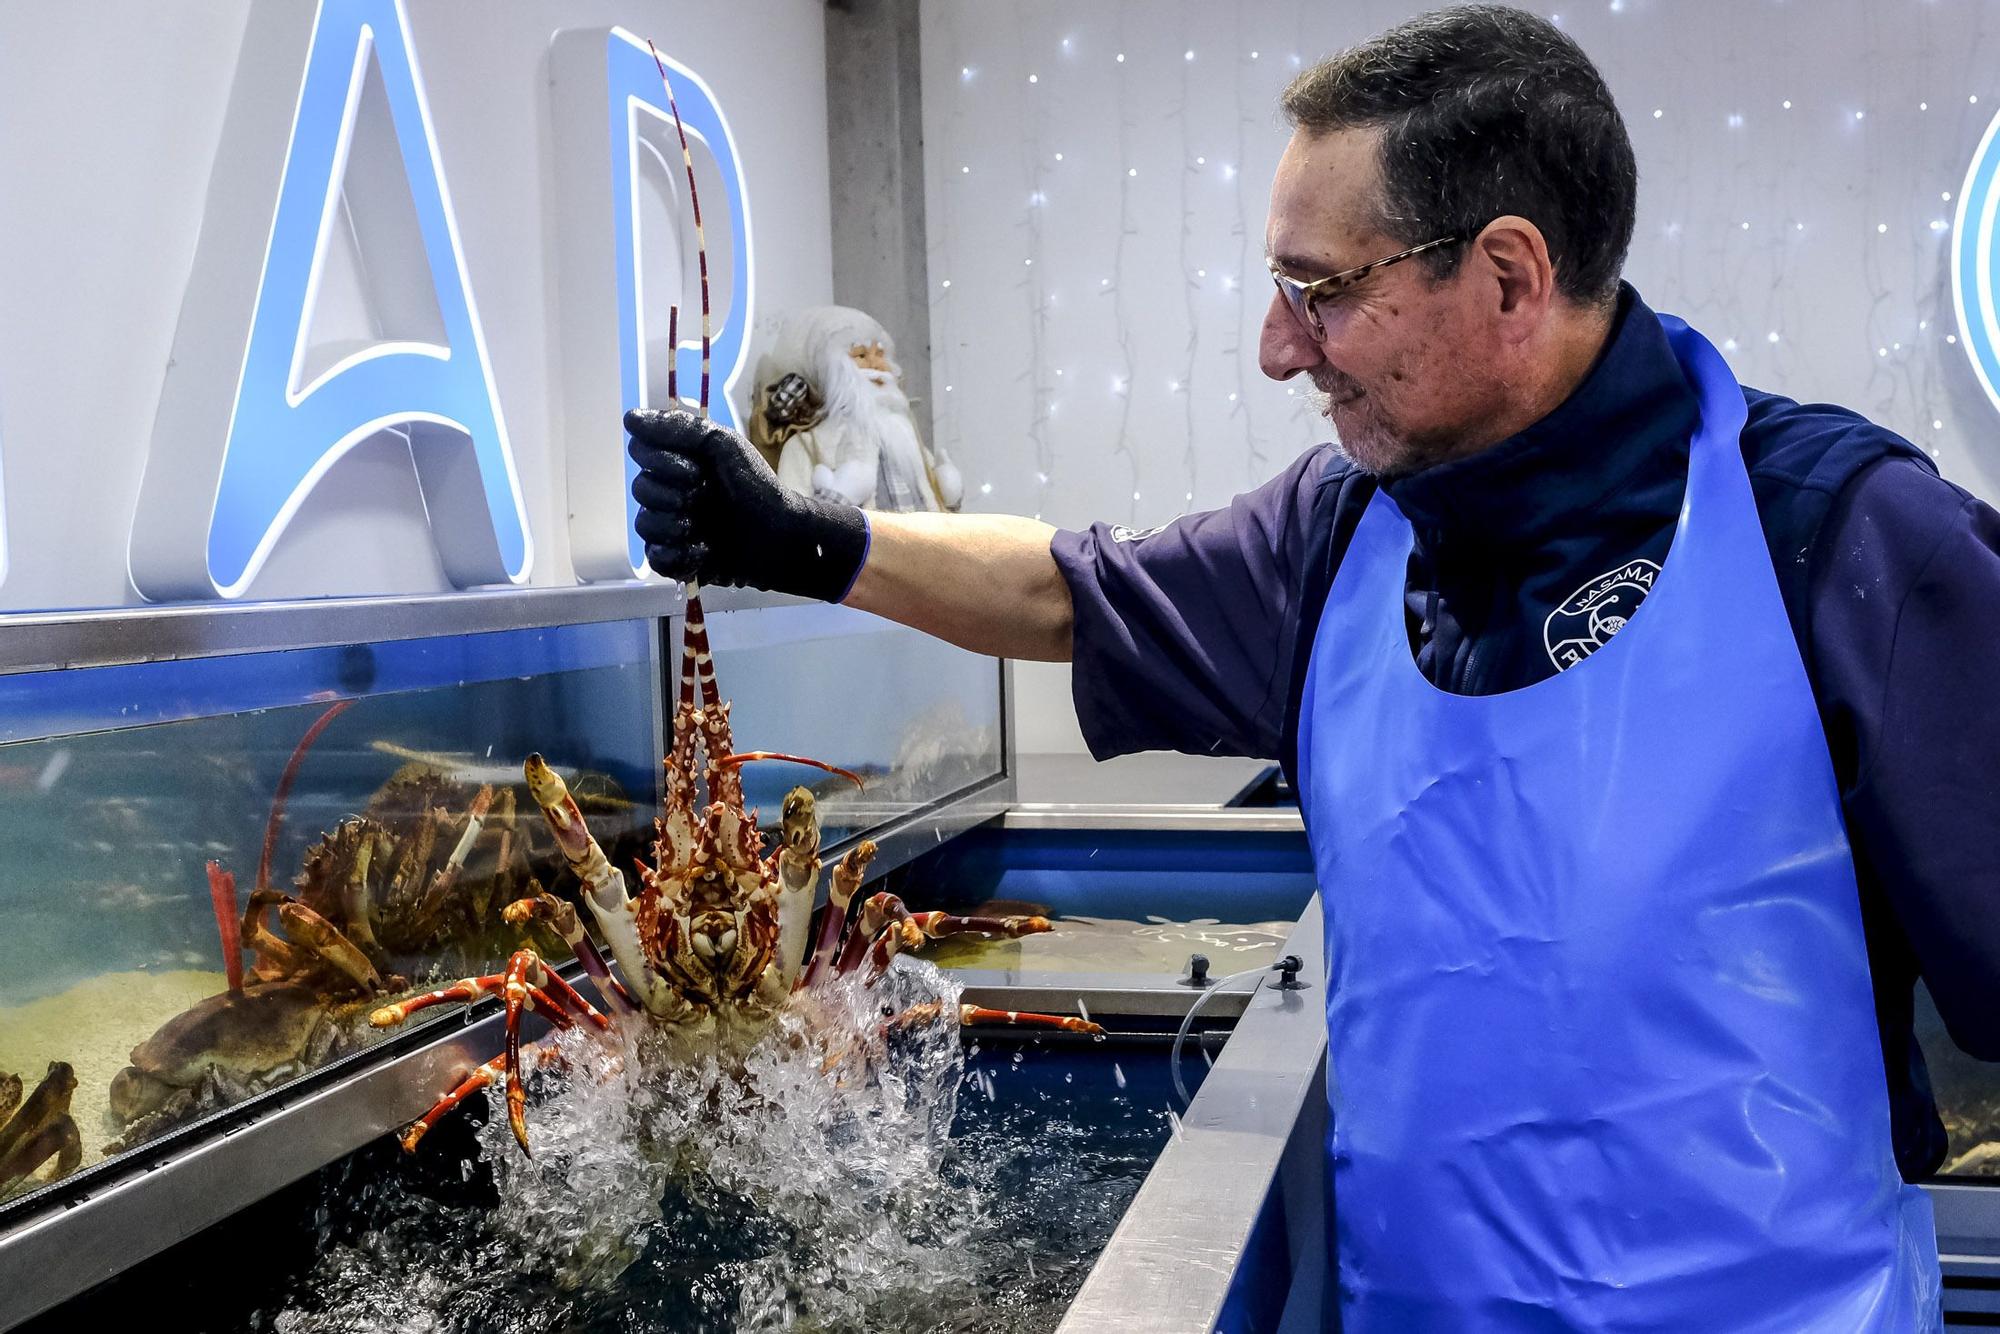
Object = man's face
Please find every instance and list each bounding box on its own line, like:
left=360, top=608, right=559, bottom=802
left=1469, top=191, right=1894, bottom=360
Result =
left=1260, top=128, right=1504, bottom=478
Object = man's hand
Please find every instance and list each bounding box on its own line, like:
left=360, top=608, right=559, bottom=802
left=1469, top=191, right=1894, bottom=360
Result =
left=627, top=407, right=870, bottom=602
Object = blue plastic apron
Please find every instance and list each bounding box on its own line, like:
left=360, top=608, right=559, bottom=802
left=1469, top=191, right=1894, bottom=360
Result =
left=1295, top=317, right=1941, bottom=1332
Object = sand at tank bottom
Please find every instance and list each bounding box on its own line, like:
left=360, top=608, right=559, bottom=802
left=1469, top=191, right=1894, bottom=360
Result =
left=0, top=969, right=228, bottom=1178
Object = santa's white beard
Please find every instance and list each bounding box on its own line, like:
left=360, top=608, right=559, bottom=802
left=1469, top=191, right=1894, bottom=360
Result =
left=862, top=376, right=941, bottom=511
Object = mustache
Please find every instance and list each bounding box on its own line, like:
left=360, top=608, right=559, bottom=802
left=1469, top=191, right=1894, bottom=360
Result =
left=1304, top=369, right=1360, bottom=416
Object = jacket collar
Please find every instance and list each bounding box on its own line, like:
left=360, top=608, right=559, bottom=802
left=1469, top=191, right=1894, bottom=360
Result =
left=1380, top=285, right=1699, bottom=548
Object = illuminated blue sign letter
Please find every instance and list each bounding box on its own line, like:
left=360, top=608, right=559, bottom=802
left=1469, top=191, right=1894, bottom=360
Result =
left=132, top=0, right=529, bottom=599
left=1954, top=110, right=2000, bottom=419
left=550, top=29, right=754, bottom=581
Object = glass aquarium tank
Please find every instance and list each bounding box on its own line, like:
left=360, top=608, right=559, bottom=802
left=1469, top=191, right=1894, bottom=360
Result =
left=1916, top=984, right=2000, bottom=1180
left=1, top=586, right=1309, bottom=1334
left=705, top=602, right=1006, bottom=847
left=14, top=1016, right=1215, bottom=1334
left=0, top=611, right=661, bottom=1211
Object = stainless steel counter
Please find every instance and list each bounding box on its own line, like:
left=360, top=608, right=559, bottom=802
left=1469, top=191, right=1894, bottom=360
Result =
left=1058, top=898, right=1328, bottom=1334
left=1013, top=752, right=1276, bottom=808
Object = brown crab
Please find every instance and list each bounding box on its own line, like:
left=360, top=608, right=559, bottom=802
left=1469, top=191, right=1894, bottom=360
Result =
left=243, top=766, right=533, bottom=988
left=104, top=982, right=373, bottom=1153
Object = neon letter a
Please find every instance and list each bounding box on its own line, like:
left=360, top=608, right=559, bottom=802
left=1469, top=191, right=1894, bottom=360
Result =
left=131, top=0, right=529, bottom=598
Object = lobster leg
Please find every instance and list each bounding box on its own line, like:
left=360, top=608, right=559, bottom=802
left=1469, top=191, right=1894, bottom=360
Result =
left=801, top=841, right=878, bottom=988
left=881, top=1000, right=1102, bottom=1038
left=504, top=892, right=638, bottom=1015
left=837, top=892, right=1055, bottom=982
left=396, top=1054, right=504, bottom=1154
left=836, top=891, right=921, bottom=979
left=953, top=1003, right=1103, bottom=1037
left=371, top=949, right=608, bottom=1155
left=822, top=1000, right=1105, bottom=1075
left=370, top=974, right=504, bottom=1024
left=523, top=754, right=681, bottom=1019
left=766, top=787, right=822, bottom=996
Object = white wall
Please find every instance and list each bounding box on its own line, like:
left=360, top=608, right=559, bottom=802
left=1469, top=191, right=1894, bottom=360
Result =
left=0, top=0, right=832, bottom=610
left=920, top=0, right=2000, bottom=753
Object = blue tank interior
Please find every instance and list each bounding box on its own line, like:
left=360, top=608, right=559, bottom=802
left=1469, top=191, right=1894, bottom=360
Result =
left=898, top=824, right=1317, bottom=924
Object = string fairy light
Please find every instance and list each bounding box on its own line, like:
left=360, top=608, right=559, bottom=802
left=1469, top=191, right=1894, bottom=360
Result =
left=924, top=0, right=1986, bottom=538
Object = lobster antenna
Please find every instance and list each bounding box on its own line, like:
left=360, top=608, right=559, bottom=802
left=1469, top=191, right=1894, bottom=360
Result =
left=649, top=40, right=711, bottom=421
left=649, top=41, right=723, bottom=787
left=717, top=751, right=867, bottom=791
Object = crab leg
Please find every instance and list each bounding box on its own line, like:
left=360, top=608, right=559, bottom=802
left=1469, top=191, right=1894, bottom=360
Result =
left=409, top=785, right=495, bottom=929
left=471, top=789, right=519, bottom=922
left=800, top=840, right=878, bottom=989
left=274, top=894, right=384, bottom=993
left=240, top=891, right=304, bottom=981
left=0, top=1063, right=79, bottom=1181
left=0, top=1120, right=82, bottom=1191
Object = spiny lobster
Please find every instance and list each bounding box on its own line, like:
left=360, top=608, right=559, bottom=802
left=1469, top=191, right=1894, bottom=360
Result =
left=369, top=47, right=1098, bottom=1155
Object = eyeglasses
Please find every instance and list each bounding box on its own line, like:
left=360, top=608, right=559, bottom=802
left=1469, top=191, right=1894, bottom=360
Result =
left=1268, top=233, right=1466, bottom=340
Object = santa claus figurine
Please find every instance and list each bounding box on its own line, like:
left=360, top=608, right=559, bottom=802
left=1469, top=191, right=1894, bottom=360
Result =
left=747, top=306, right=963, bottom=512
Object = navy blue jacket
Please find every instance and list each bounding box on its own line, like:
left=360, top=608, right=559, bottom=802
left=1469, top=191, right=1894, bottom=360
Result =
left=1054, top=287, right=2000, bottom=1181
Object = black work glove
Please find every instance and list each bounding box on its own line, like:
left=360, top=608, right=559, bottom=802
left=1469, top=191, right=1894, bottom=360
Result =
left=626, top=407, right=870, bottom=603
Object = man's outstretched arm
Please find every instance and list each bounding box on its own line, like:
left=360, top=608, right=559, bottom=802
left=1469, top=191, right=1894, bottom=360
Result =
left=843, top=511, right=1071, bottom=662
left=626, top=408, right=1072, bottom=662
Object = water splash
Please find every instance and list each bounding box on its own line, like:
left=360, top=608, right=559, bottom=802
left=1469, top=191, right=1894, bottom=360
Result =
left=263, top=959, right=1057, bottom=1332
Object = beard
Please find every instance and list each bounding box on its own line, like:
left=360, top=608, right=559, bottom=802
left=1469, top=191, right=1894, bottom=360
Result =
left=822, top=364, right=942, bottom=511
left=1307, top=367, right=1459, bottom=480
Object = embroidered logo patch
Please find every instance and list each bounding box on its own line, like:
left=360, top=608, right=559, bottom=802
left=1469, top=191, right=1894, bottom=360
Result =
left=1544, top=559, right=1660, bottom=669
left=1110, top=521, right=1171, bottom=543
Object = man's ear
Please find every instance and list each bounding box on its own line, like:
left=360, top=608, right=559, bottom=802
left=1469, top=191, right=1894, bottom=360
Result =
left=1469, top=216, right=1556, bottom=340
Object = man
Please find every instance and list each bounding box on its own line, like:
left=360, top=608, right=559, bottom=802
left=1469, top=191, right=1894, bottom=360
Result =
left=627, top=6, right=1995, bottom=1327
